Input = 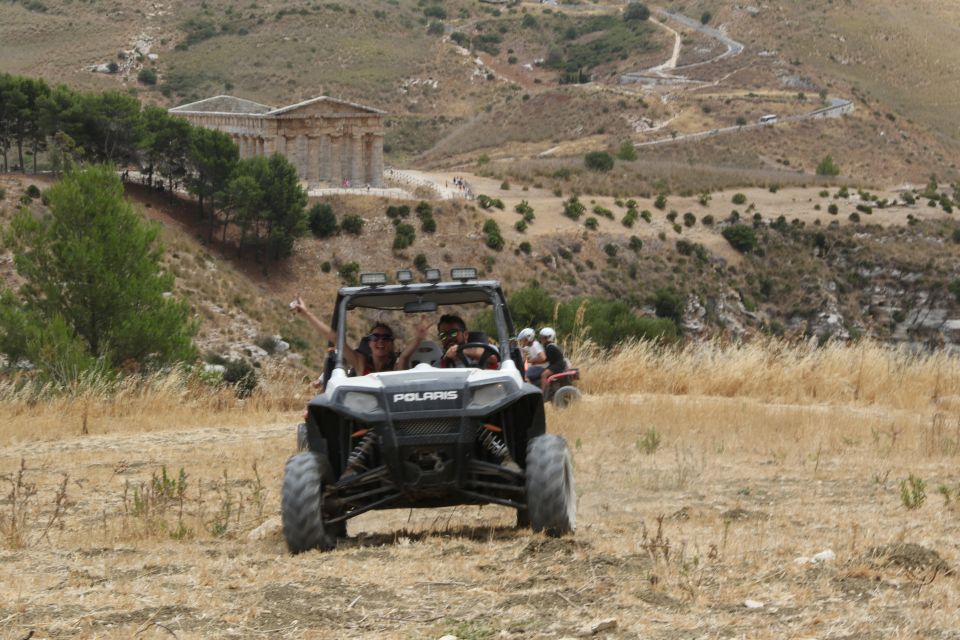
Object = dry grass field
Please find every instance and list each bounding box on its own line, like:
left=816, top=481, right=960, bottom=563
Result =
left=2, top=341, right=960, bottom=639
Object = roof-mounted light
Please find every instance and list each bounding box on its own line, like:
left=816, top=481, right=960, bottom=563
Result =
left=396, top=269, right=413, bottom=284
left=424, top=268, right=442, bottom=284
left=451, top=267, right=478, bottom=282
left=359, top=272, right=388, bottom=286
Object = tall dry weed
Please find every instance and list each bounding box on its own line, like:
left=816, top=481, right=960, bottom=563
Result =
left=0, top=364, right=306, bottom=445
left=569, top=338, right=960, bottom=411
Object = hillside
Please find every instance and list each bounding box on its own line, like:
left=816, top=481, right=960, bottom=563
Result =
left=2, top=0, right=958, bottom=184
left=5, top=170, right=959, bottom=375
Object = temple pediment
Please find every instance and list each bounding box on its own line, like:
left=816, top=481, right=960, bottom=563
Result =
left=169, top=95, right=273, bottom=115
left=267, top=96, right=385, bottom=118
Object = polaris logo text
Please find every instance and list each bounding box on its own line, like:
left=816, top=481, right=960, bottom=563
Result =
left=393, top=391, right=459, bottom=402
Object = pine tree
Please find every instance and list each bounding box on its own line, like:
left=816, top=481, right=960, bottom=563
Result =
left=0, top=166, right=197, bottom=379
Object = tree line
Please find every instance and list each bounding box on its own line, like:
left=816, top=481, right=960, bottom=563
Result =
left=0, top=73, right=307, bottom=263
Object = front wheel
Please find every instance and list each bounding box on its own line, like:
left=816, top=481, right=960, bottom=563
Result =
left=552, top=385, right=581, bottom=409
left=281, top=452, right=335, bottom=553
left=525, top=434, right=576, bottom=536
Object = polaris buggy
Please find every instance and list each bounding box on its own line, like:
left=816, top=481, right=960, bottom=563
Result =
left=282, top=267, right=576, bottom=553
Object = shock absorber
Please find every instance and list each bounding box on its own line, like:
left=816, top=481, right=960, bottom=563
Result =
left=476, top=425, right=513, bottom=463
left=345, top=432, right=377, bottom=475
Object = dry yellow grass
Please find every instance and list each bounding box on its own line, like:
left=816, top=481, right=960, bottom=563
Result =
left=0, top=364, right=307, bottom=447
left=572, top=338, right=960, bottom=412
left=2, top=341, right=960, bottom=638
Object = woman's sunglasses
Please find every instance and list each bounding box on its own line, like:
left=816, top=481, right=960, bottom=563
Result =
left=438, top=329, right=460, bottom=340
left=369, top=333, right=394, bottom=342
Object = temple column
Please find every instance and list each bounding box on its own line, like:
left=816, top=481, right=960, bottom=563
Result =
left=307, top=136, right=320, bottom=183
left=256, top=137, right=264, bottom=156
left=263, top=136, right=276, bottom=156
left=319, top=133, right=331, bottom=182
left=330, top=136, right=342, bottom=185
left=295, top=134, right=308, bottom=180
left=370, top=133, right=384, bottom=187
left=351, top=132, right=363, bottom=186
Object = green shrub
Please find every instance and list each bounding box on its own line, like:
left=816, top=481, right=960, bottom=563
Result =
left=386, top=204, right=410, bottom=219
left=721, top=224, right=756, bottom=253
left=563, top=196, right=585, bottom=220
left=856, top=203, right=873, bottom=214
left=519, top=241, right=532, bottom=254
left=421, top=216, right=437, bottom=233
left=683, top=212, right=696, bottom=227
left=828, top=203, right=839, bottom=215
left=849, top=212, right=860, bottom=223
left=338, top=261, right=360, bottom=285
left=621, top=209, right=638, bottom=228
left=485, top=233, right=504, bottom=251
left=816, top=155, right=841, bottom=176
left=640, top=209, right=652, bottom=223
left=952, top=228, right=960, bottom=244
left=654, top=194, right=667, bottom=210
left=732, top=193, right=747, bottom=205
left=393, top=222, right=416, bottom=250
left=900, top=474, right=926, bottom=510
left=340, top=214, right=364, bottom=235
left=477, top=194, right=504, bottom=210
left=427, top=20, right=444, bottom=35
left=629, top=236, right=642, bottom=252
left=515, top=219, right=528, bottom=232
left=584, top=151, right=614, bottom=172
left=222, top=359, right=257, bottom=398
left=603, top=243, right=618, bottom=257
left=25, top=184, right=41, bottom=198
left=320, top=261, right=331, bottom=273
left=414, top=253, right=429, bottom=272
left=584, top=217, right=598, bottom=230
left=702, top=214, right=714, bottom=225
left=623, top=2, right=650, bottom=21
left=307, top=203, right=337, bottom=237
left=415, top=201, right=432, bottom=218
left=593, top=206, right=614, bottom=219
left=617, top=141, right=637, bottom=161
left=653, top=288, right=684, bottom=324
left=423, top=5, right=446, bottom=19
left=515, top=200, right=534, bottom=216
left=137, top=68, right=158, bottom=85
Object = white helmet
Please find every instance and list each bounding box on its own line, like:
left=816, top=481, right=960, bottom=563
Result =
left=517, top=327, right=535, bottom=342
left=539, top=327, right=556, bottom=342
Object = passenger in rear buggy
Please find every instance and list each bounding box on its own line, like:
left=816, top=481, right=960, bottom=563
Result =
left=535, top=327, right=567, bottom=393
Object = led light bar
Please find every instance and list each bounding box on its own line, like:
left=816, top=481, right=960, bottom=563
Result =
left=424, top=268, right=442, bottom=283
left=396, top=269, right=413, bottom=284
left=359, top=272, right=388, bottom=286
left=451, top=267, right=478, bottom=281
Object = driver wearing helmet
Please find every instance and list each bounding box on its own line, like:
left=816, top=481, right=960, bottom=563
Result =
left=536, top=327, right=567, bottom=393
left=437, top=314, right=499, bottom=369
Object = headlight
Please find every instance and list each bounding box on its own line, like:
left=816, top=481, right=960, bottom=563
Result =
left=468, top=383, right=507, bottom=410
left=343, top=391, right=380, bottom=414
